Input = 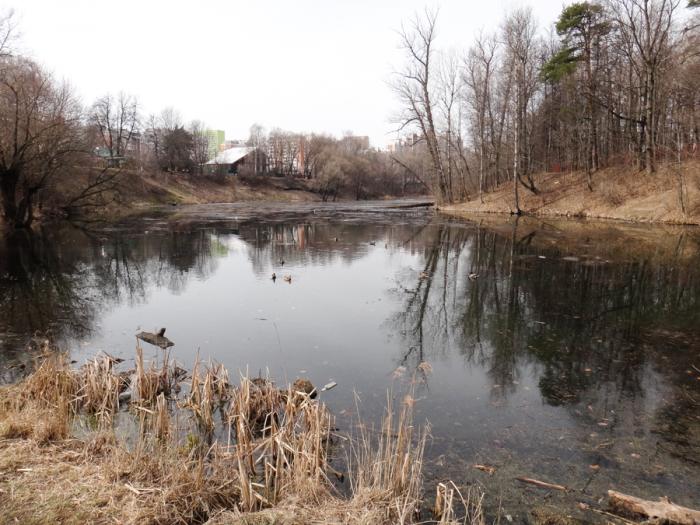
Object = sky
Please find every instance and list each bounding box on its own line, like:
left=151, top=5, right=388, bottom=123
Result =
left=11, top=0, right=566, bottom=148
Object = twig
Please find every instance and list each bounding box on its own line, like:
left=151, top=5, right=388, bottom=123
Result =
left=515, top=476, right=568, bottom=492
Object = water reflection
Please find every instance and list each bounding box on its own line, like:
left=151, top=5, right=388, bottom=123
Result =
left=0, top=211, right=699, bottom=514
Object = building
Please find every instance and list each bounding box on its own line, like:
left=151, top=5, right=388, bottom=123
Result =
left=342, top=135, right=370, bottom=151
left=387, top=134, right=420, bottom=153
left=206, top=130, right=226, bottom=160
left=205, top=146, right=267, bottom=175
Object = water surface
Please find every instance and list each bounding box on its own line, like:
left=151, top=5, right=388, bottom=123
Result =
left=1, top=202, right=699, bottom=520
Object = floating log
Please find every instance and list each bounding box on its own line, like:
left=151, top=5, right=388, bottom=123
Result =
left=516, top=476, right=568, bottom=492
left=388, top=201, right=435, bottom=209
left=608, top=490, right=700, bottom=525
left=136, top=331, right=174, bottom=349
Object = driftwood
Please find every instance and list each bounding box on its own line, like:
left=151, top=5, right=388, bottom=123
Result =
left=136, top=331, right=174, bottom=349
left=473, top=464, right=496, bottom=475
left=515, top=476, right=568, bottom=492
left=608, top=490, right=700, bottom=525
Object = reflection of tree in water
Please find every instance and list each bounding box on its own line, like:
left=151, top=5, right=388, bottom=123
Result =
left=239, top=220, right=433, bottom=276
left=391, top=219, right=700, bottom=443
left=89, top=229, right=223, bottom=304
left=0, top=225, right=227, bottom=368
left=0, top=228, right=96, bottom=356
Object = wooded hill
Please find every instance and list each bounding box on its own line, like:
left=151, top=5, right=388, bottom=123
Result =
left=391, top=0, right=699, bottom=212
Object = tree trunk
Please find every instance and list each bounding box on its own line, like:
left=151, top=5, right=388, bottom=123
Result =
left=0, top=169, right=19, bottom=224
left=513, top=116, right=521, bottom=215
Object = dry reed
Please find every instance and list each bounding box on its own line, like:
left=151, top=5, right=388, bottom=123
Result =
left=0, top=346, right=484, bottom=524
left=79, top=355, right=120, bottom=427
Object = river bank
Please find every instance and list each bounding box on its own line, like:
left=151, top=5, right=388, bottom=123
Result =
left=3, top=349, right=690, bottom=525
left=0, top=349, right=453, bottom=525
left=440, top=161, right=700, bottom=225
left=79, top=169, right=322, bottom=215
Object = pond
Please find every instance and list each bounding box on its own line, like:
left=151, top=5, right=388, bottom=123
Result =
left=1, top=201, right=699, bottom=520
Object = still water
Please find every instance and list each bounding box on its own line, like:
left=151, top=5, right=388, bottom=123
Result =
left=1, top=201, right=699, bottom=518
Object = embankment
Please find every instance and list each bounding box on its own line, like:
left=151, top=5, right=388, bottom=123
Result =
left=441, top=161, right=700, bottom=225
left=59, top=168, right=322, bottom=221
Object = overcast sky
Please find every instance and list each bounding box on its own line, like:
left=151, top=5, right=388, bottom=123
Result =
left=12, top=0, right=566, bottom=148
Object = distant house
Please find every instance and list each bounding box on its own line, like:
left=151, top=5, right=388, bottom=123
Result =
left=205, top=146, right=267, bottom=175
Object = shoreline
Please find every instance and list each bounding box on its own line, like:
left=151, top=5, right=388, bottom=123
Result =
left=439, top=205, right=700, bottom=227
left=439, top=161, right=700, bottom=227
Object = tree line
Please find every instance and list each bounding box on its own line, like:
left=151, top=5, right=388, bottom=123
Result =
left=240, top=127, right=421, bottom=201
left=393, top=0, right=699, bottom=208
left=0, top=11, right=225, bottom=228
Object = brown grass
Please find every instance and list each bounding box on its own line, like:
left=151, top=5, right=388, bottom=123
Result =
left=442, top=160, right=700, bottom=225
left=0, top=348, right=481, bottom=524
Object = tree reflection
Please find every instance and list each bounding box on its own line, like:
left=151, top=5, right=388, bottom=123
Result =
left=0, top=224, right=227, bottom=369
left=390, top=218, right=700, bottom=446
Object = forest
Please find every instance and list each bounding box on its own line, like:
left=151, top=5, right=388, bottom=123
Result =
left=391, top=0, right=699, bottom=210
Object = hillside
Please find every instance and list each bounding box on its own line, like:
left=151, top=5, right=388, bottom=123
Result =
left=54, top=169, right=321, bottom=221
left=441, top=161, right=700, bottom=225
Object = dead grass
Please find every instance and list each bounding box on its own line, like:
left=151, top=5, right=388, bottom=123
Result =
left=443, top=160, right=700, bottom=225
left=0, top=348, right=480, bottom=524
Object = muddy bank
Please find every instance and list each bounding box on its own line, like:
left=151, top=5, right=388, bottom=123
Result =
left=440, top=161, right=700, bottom=226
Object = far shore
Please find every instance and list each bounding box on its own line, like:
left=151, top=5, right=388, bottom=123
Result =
left=439, top=161, right=700, bottom=226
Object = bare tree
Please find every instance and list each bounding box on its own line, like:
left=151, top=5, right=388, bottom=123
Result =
left=438, top=51, right=471, bottom=201
left=394, top=9, right=452, bottom=202
left=0, top=57, right=82, bottom=227
left=466, top=33, right=499, bottom=202
left=90, top=92, right=139, bottom=160
left=189, top=120, right=211, bottom=172
left=503, top=7, right=540, bottom=215
left=247, top=123, right=267, bottom=175
left=607, top=0, right=680, bottom=173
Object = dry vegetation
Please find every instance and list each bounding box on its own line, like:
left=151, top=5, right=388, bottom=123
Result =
left=53, top=167, right=320, bottom=221
left=0, top=344, right=481, bottom=525
left=441, top=161, right=700, bottom=225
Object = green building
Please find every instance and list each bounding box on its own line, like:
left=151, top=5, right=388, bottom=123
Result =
left=206, top=130, right=225, bottom=160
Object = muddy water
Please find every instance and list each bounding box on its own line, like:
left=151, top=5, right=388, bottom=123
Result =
left=1, top=202, right=699, bottom=521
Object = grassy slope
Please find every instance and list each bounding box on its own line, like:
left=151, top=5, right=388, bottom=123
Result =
left=441, top=161, right=700, bottom=225
left=58, top=168, right=321, bottom=220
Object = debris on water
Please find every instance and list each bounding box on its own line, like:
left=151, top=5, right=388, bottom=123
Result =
left=608, top=490, right=700, bottom=525
left=468, top=272, right=479, bottom=281
left=321, top=381, right=337, bottom=392
left=271, top=272, right=276, bottom=281
left=473, top=464, right=496, bottom=475
left=136, top=330, right=174, bottom=349
left=419, top=271, right=430, bottom=280
left=283, top=275, right=292, bottom=283
left=516, top=476, right=568, bottom=492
